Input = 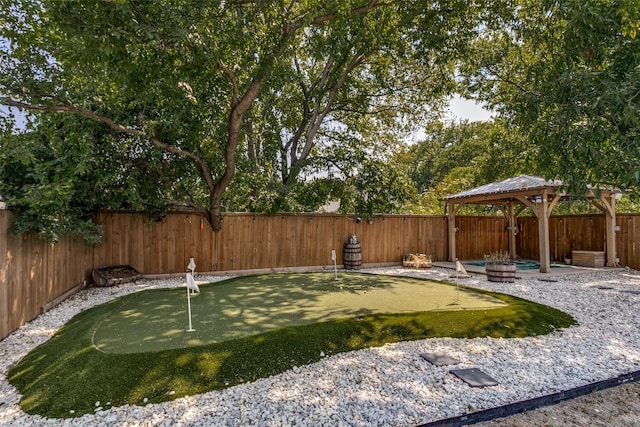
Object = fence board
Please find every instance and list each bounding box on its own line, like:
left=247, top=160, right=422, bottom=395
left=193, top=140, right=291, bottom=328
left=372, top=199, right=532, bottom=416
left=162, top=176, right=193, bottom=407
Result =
left=617, top=214, right=639, bottom=268
left=47, top=212, right=640, bottom=276
left=456, top=216, right=507, bottom=260
left=418, top=216, right=447, bottom=261
left=0, top=212, right=8, bottom=338
left=363, top=218, right=380, bottom=263
left=387, top=217, right=405, bottom=263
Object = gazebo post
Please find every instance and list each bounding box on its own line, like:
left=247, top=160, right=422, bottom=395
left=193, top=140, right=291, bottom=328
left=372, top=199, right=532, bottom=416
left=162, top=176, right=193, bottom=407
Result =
left=447, top=201, right=457, bottom=262
left=508, top=202, right=517, bottom=260
left=604, top=195, right=617, bottom=267
left=537, top=194, right=552, bottom=273
left=593, top=192, right=618, bottom=267
left=515, top=192, right=554, bottom=273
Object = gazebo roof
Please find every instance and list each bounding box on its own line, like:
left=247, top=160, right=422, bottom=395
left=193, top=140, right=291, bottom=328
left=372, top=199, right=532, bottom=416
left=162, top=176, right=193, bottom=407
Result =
left=443, top=175, right=620, bottom=205
left=443, top=175, right=564, bottom=204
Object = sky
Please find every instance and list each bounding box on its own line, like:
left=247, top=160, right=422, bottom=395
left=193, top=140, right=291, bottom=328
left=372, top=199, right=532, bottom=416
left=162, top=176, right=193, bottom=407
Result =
left=406, top=95, right=493, bottom=143
left=446, top=94, right=493, bottom=122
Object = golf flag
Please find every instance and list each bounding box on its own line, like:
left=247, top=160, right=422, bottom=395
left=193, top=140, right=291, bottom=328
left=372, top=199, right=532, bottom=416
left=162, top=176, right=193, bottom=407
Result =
left=187, top=257, right=196, bottom=273
left=186, top=271, right=200, bottom=293
left=456, top=260, right=468, bottom=276
left=331, top=249, right=336, bottom=261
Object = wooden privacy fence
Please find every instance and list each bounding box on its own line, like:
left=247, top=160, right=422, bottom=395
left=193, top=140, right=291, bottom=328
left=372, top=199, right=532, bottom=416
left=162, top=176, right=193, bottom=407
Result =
left=0, top=211, right=93, bottom=340
left=2, top=210, right=639, bottom=340
left=516, top=214, right=639, bottom=267
left=94, top=212, right=449, bottom=274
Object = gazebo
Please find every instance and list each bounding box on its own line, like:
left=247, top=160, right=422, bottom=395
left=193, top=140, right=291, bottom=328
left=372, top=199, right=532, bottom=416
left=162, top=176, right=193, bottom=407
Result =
left=444, top=175, right=621, bottom=273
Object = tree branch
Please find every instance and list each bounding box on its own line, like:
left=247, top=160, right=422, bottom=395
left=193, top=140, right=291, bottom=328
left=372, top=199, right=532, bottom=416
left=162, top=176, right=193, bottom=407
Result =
left=2, top=96, right=218, bottom=193
left=3, top=97, right=143, bottom=136
left=484, top=66, right=541, bottom=97
left=150, top=137, right=216, bottom=191
left=312, top=0, right=380, bottom=24
left=286, top=1, right=381, bottom=33
left=300, top=53, right=365, bottom=159
left=218, top=59, right=239, bottom=107
left=282, top=52, right=366, bottom=187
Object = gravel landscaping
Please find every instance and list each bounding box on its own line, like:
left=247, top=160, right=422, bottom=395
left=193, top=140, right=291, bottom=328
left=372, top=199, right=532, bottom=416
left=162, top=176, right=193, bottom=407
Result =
left=1, top=266, right=639, bottom=426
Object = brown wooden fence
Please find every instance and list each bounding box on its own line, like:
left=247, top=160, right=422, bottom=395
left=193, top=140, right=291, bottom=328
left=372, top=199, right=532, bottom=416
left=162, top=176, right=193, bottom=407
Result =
left=516, top=214, right=640, bottom=268
left=2, top=210, right=639, bottom=340
left=0, top=211, right=92, bottom=339
left=93, top=212, right=450, bottom=274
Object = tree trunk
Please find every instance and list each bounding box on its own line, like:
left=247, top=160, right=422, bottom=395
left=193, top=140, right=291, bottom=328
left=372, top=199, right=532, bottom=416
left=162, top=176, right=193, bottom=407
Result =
left=209, top=190, right=224, bottom=232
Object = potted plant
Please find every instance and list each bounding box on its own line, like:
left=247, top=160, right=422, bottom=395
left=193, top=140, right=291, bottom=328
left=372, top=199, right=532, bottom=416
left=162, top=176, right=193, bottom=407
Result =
left=484, top=251, right=516, bottom=282
left=403, top=253, right=432, bottom=268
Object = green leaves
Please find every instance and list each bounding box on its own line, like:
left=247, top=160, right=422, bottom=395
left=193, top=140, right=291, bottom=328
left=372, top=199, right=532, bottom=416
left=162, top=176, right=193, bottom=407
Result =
left=399, top=119, right=536, bottom=214
left=459, top=0, right=640, bottom=196
left=618, top=0, right=640, bottom=38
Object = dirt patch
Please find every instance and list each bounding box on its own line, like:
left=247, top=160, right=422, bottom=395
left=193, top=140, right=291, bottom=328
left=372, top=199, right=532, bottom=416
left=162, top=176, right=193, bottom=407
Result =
left=476, top=381, right=640, bottom=426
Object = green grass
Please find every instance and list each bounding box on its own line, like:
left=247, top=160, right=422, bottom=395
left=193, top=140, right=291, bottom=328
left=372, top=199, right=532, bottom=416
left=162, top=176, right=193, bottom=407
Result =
left=93, top=272, right=507, bottom=353
left=8, top=274, right=576, bottom=419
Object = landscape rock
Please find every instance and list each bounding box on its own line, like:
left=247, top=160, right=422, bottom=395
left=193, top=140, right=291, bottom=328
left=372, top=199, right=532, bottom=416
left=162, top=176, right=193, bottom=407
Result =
left=1, top=268, right=639, bottom=426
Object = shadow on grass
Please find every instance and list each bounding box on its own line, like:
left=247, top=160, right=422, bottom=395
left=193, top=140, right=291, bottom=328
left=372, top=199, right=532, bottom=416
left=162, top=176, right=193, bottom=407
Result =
left=8, top=277, right=575, bottom=419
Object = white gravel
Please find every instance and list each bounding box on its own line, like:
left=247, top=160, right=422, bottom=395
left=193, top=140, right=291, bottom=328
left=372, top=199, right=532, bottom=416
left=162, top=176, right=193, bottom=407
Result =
left=1, top=267, right=640, bottom=426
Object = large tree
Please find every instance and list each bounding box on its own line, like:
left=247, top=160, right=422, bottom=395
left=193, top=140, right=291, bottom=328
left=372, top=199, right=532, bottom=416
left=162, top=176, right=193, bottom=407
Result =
left=459, top=0, right=640, bottom=195
left=1, top=0, right=485, bottom=238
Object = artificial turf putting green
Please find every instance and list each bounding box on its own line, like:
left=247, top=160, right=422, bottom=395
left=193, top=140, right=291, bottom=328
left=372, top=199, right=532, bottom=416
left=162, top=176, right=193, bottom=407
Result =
left=94, top=272, right=507, bottom=353
left=9, top=272, right=576, bottom=419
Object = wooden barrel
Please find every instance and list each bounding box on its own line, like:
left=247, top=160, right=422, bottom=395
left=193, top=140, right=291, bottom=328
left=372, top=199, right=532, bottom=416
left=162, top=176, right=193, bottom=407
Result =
left=485, top=263, right=516, bottom=283
left=343, top=242, right=362, bottom=270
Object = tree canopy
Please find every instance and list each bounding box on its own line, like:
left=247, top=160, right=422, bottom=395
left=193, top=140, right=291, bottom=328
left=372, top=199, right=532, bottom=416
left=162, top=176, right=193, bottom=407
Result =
left=1, top=0, right=485, bottom=239
left=2, top=0, right=639, bottom=242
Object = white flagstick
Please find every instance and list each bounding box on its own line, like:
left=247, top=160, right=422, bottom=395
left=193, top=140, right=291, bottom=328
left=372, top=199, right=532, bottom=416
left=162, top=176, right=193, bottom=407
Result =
left=186, top=272, right=195, bottom=332
left=455, top=259, right=460, bottom=301
left=331, top=249, right=337, bottom=279
left=186, top=256, right=197, bottom=332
